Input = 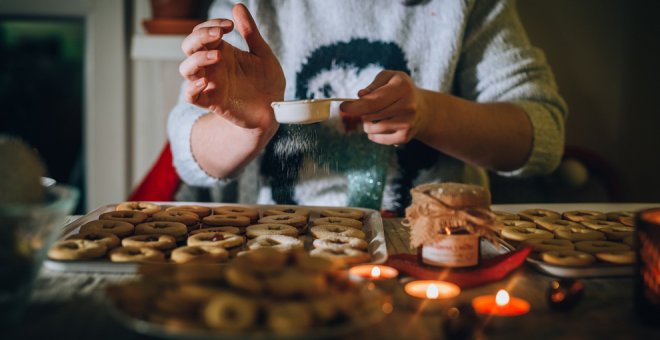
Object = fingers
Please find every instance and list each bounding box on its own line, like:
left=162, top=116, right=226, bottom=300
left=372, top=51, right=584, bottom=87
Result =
left=184, top=78, right=209, bottom=106
left=182, top=20, right=234, bottom=55
left=340, top=71, right=400, bottom=117
left=179, top=50, right=220, bottom=80
left=363, top=115, right=414, bottom=146
left=232, top=3, right=272, bottom=57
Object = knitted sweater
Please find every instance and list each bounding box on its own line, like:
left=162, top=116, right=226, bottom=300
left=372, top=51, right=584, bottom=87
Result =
left=167, top=0, right=567, bottom=212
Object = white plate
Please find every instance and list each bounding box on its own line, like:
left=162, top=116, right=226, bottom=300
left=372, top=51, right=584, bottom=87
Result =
left=44, top=202, right=387, bottom=273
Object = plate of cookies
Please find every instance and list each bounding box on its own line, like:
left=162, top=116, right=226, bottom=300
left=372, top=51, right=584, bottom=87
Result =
left=105, top=248, right=390, bottom=339
left=44, top=201, right=387, bottom=273
left=491, top=203, right=656, bottom=278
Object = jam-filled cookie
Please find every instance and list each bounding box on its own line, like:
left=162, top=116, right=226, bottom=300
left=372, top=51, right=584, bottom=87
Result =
left=115, top=201, right=162, bottom=216
left=48, top=239, right=107, bottom=260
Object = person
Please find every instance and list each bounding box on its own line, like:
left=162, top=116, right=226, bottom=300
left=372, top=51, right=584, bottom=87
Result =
left=167, top=0, right=567, bottom=215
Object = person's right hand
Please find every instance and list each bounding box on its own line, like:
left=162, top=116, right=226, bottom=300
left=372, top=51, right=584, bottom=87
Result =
left=179, top=3, right=285, bottom=130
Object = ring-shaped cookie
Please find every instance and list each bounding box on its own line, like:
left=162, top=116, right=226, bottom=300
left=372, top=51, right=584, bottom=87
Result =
left=99, top=211, right=148, bottom=226
left=258, top=214, right=307, bottom=228
left=522, top=238, right=574, bottom=252
left=535, top=218, right=584, bottom=231
left=152, top=210, right=200, bottom=227
left=606, top=211, right=635, bottom=222
left=204, top=292, right=257, bottom=331
left=320, top=208, right=365, bottom=220
left=313, top=235, right=368, bottom=251
left=109, top=246, right=165, bottom=262
left=187, top=231, right=244, bottom=249
left=135, top=221, right=188, bottom=240
left=263, top=207, right=310, bottom=219
left=115, top=201, right=162, bottom=216
left=246, top=223, right=299, bottom=238
left=67, top=231, right=120, bottom=249
left=212, top=206, right=259, bottom=223
left=501, top=227, right=553, bottom=242
left=580, top=220, right=624, bottom=230
left=554, top=228, right=605, bottom=242
left=48, top=239, right=107, bottom=260
left=574, top=240, right=630, bottom=254
left=310, top=225, right=366, bottom=239
left=595, top=250, right=636, bottom=264
left=562, top=210, right=606, bottom=222
left=492, top=211, right=521, bottom=221
left=79, top=219, right=135, bottom=238
left=247, top=235, right=304, bottom=252
left=312, top=216, right=363, bottom=229
left=541, top=250, right=595, bottom=266
left=166, top=205, right=212, bottom=218
left=518, top=209, right=560, bottom=222
left=598, top=226, right=635, bottom=241
left=121, top=234, right=177, bottom=250
left=171, top=246, right=229, bottom=264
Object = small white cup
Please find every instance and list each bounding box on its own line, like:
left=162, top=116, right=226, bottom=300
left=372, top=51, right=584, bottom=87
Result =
left=271, top=98, right=355, bottom=124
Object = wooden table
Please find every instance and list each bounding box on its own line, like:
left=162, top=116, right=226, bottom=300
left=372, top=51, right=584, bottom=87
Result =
left=4, top=205, right=660, bottom=340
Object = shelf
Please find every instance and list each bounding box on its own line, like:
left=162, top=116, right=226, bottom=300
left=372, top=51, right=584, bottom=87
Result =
left=131, top=34, right=185, bottom=60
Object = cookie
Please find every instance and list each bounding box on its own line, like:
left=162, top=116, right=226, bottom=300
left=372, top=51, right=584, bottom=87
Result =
left=541, top=250, right=595, bottom=266
left=48, top=239, right=107, bottom=260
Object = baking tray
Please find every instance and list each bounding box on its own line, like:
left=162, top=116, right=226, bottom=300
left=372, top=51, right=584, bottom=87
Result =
left=44, top=202, right=387, bottom=273
left=491, top=203, right=656, bottom=278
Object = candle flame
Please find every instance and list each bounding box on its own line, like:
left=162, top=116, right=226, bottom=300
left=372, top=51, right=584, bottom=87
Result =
left=426, top=284, right=440, bottom=299
left=371, top=266, right=381, bottom=279
left=495, top=289, right=510, bottom=306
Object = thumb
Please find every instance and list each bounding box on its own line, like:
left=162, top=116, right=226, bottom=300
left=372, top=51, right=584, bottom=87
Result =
left=232, top=3, right=272, bottom=57
left=358, top=71, right=394, bottom=97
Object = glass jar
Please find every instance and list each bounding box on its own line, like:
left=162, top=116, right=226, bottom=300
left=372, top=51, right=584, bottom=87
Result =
left=417, top=228, right=481, bottom=268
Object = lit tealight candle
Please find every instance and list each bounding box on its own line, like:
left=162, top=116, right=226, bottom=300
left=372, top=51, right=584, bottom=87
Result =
left=402, top=280, right=461, bottom=313
left=472, top=289, right=530, bottom=317
left=349, top=265, right=399, bottom=280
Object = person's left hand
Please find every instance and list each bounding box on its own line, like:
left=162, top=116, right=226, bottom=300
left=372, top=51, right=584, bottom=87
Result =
left=339, top=70, right=428, bottom=146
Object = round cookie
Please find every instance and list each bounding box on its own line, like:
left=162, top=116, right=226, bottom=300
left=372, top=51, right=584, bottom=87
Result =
left=541, top=250, right=595, bottom=266
left=99, top=210, right=148, bottom=226
left=310, top=247, right=370, bottom=266
left=79, top=219, right=135, bottom=238
left=554, top=228, right=605, bottom=242
left=313, top=236, right=368, bottom=251
left=574, top=240, right=630, bottom=254
left=491, top=220, right=535, bottom=234
left=312, top=216, right=363, bottom=229
left=135, top=221, right=188, bottom=241
left=115, top=201, right=162, bottom=216
left=618, top=216, right=635, bottom=227
left=152, top=210, right=200, bottom=229
left=263, top=207, right=311, bottom=220
left=522, top=238, right=574, bottom=252
left=109, top=246, right=165, bottom=262
left=48, top=239, right=107, bottom=260
left=501, top=227, right=553, bottom=242
left=166, top=205, right=212, bottom=218
left=595, top=250, right=636, bottom=264
left=213, top=206, right=259, bottom=223
left=310, top=225, right=366, bottom=239
left=606, top=211, right=635, bottom=222
left=581, top=220, right=625, bottom=230
left=67, top=231, right=120, bottom=250
left=247, top=235, right=304, bottom=252
left=258, top=214, right=307, bottom=229
left=190, top=226, right=241, bottom=235
left=535, top=218, right=584, bottom=232
left=246, top=223, right=299, bottom=238
left=320, top=208, right=365, bottom=221
left=518, top=209, right=560, bottom=222
left=121, top=234, right=177, bottom=251
left=202, top=214, right=251, bottom=228
left=562, top=210, right=606, bottom=222
left=171, top=246, right=229, bottom=264
left=187, top=231, right=244, bottom=249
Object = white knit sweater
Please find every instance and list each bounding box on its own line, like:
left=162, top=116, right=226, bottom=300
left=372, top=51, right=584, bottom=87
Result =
left=168, top=0, right=567, bottom=211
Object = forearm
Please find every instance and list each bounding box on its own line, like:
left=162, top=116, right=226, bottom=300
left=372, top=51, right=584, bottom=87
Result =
left=191, top=112, right=278, bottom=179
left=415, top=89, right=533, bottom=172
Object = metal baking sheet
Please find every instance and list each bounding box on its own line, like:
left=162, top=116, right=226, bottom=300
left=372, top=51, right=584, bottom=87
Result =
left=44, top=202, right=387, bottom=273
left=492, top=203, right=656, bottom=278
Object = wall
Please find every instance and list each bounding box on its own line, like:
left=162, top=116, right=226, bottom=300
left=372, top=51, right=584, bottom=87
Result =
left=517, top=0, right=660, bottom=202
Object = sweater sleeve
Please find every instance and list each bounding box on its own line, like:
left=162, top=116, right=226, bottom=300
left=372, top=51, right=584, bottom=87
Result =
left=456, top=0, right=568, bottom=177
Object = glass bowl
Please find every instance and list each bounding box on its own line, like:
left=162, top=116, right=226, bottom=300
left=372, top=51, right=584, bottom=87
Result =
left=0, top=181, right=79, bottom=326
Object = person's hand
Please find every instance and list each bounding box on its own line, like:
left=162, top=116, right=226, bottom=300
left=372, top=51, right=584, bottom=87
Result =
left=179, top=4, right=285, bottom=130
left=339, top=70, right=429, bottom=146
